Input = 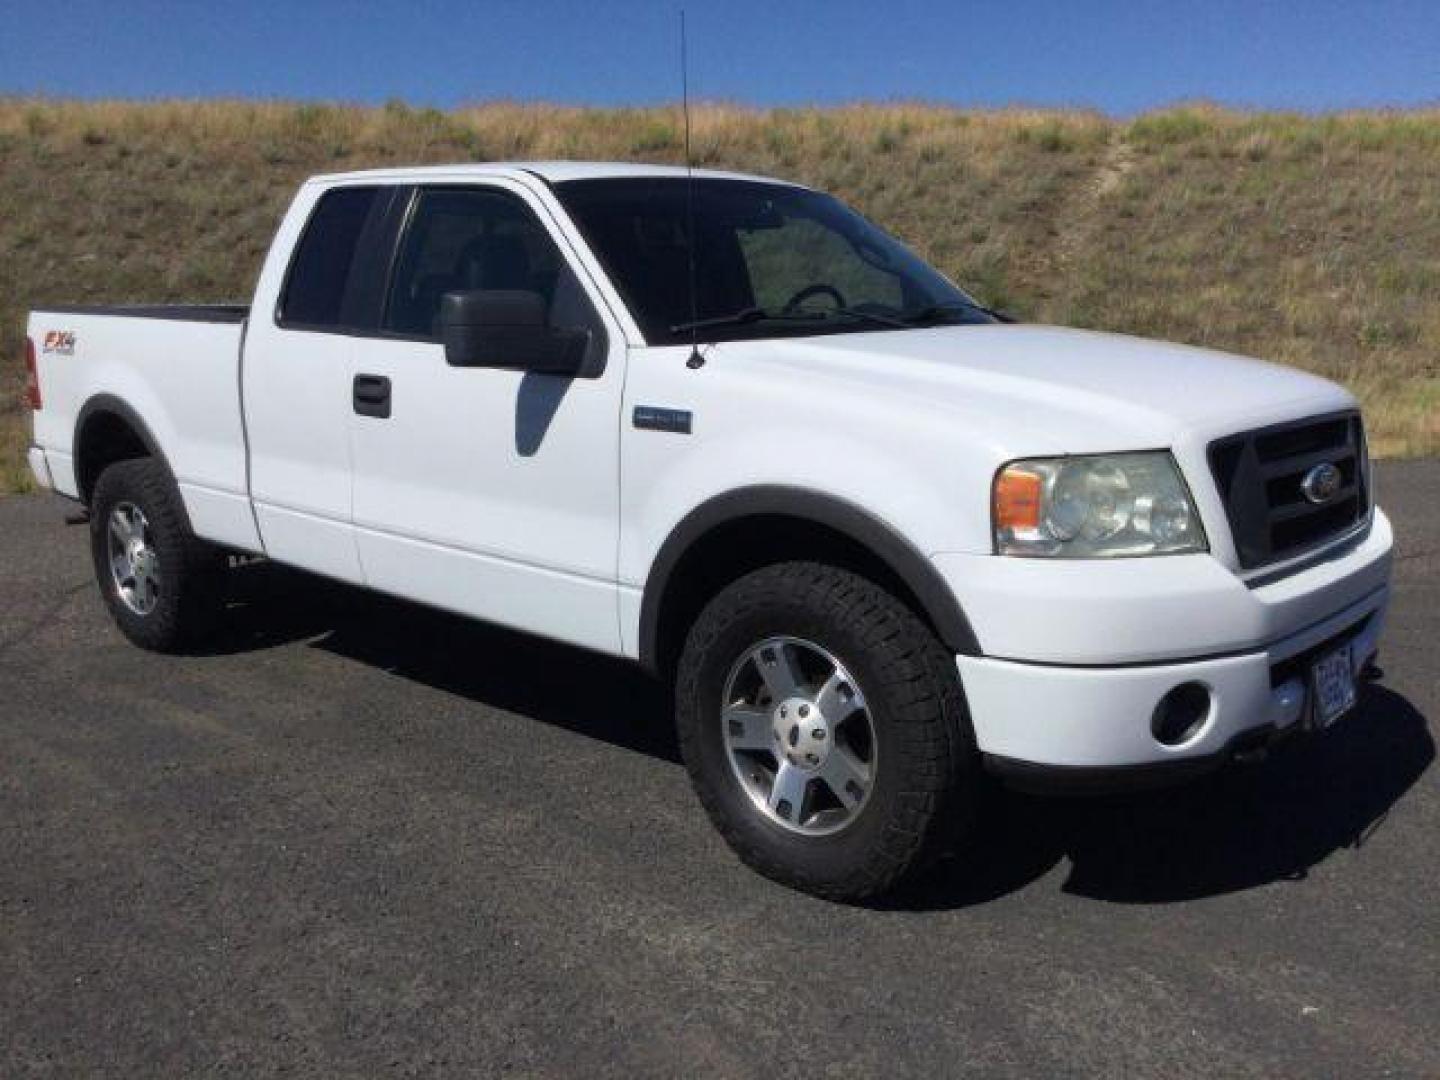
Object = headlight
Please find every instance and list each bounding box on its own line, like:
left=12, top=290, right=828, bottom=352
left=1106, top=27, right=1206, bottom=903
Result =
left=992, top=452, right=1206, bottom=557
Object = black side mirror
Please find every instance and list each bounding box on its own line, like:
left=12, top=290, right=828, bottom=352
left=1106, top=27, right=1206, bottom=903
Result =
left=439, top=290, right=589, bottom=376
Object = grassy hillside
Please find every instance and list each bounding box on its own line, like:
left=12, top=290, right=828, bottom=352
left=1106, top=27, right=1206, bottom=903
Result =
left=2, top=99, right=1437, bottom=492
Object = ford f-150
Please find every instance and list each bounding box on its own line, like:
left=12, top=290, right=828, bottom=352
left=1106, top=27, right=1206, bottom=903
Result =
left=23, top=162, right=1393, bottom=899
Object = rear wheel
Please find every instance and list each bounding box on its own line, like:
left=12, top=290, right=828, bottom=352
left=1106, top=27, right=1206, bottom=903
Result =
left=675, top=562, right=980, bottom=901
left=89, top=458, right=224, bottom=652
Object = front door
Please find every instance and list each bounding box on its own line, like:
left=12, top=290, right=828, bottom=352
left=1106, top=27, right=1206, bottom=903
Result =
left=347, top=180, right=627, bottom=654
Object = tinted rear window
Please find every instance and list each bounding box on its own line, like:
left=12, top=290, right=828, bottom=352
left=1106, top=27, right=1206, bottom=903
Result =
left=280, top=187, right=379, bottom=327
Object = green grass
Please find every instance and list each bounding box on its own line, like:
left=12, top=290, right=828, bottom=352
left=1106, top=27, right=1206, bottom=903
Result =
left=2, top=99, right=1437, bottom=494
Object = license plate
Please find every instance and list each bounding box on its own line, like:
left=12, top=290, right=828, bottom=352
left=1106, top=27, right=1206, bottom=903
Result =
left=1311, top=644, right=1357, bottom=729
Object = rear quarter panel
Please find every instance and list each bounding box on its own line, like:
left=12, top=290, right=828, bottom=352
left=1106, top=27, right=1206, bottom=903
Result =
left=26, top=311, right=259, bottom=550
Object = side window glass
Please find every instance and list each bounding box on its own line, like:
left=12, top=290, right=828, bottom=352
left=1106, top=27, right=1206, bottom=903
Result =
left=384, top=188, right=594, bottom=340
left=280, top=187, right=380, bottom=328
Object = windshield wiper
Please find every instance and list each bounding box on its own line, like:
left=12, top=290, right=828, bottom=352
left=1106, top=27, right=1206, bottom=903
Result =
left=670, top=304, right=908, bottom=335
left=821, top=306, right=909, bottom=329
left=901, top=299, right=1011, bottom=325
left=670, top=307, right=817, bottom=334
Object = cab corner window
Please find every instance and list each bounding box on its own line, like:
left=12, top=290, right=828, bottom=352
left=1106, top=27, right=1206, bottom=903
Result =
left=279, top=186, right=380, bottom=329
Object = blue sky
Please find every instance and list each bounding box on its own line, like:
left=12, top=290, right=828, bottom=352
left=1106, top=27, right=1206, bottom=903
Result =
left=2, top=0, right=1437, bottom=114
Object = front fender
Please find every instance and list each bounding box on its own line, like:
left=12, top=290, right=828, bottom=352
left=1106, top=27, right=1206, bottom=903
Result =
left=635, top=484, right=983, bottom=671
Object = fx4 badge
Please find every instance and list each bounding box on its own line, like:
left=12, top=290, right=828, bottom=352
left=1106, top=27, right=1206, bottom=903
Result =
left=42, top=330, right=76, bottom=356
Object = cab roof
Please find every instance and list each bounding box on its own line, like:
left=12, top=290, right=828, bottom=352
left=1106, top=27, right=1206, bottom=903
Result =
left=307, top=161, right=803, bottom=189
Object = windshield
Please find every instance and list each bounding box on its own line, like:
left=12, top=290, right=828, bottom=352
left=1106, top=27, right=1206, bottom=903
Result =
left=552, top=177, right=995, bottom=345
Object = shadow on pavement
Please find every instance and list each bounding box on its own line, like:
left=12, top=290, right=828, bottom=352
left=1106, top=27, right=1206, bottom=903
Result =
left=890, top=683, right=1433, bottom=910
left=208, top=561, right=1434, bottom=910
left=206, top=560, right=678, bottom=762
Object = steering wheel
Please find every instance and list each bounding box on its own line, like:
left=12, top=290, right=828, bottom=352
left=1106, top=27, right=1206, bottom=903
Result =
left=782, top=283, right=847, bottom=313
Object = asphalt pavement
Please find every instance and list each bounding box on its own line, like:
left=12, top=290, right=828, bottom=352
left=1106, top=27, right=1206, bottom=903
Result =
left=2, top=461, right=1436, bottom=1077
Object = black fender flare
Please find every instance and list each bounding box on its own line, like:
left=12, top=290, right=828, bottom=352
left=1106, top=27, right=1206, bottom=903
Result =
left=637, top=485, right=981, bottom=673
left=73, top=393, right=174, bottom=503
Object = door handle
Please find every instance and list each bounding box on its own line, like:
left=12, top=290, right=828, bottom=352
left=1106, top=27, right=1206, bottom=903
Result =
left=353, top=374, right=391, bottom=418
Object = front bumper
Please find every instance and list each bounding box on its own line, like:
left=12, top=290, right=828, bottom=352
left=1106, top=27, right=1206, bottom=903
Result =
left=934, top=510, right=1392, bottom=665
left=940, top=509, right=1393, bottom=788
left=961, top=585, right=1385, bottom=786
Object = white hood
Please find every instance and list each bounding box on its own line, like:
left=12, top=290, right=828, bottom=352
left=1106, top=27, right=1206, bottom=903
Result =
left=741, top=324, right=1355, bottom=452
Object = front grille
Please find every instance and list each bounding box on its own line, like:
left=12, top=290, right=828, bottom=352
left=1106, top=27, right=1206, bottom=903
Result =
left=1209, top=412, right=1369, bottom=570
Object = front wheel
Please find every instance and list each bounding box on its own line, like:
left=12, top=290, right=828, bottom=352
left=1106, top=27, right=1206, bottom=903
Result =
left=89, top=458, right=224, bottom=653
left=675, top=562, right=981, bottom=901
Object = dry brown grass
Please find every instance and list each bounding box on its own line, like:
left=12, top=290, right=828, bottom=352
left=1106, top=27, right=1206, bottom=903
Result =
left=2, top=99, right=1436, bottom=492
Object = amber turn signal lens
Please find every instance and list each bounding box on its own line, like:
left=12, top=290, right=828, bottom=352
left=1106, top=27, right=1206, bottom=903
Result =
left=993, top=466, right=1043, bottom=531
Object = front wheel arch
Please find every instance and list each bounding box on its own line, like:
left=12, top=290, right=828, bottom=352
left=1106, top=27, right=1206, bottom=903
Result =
left=638, top=486, right=980, bottom=677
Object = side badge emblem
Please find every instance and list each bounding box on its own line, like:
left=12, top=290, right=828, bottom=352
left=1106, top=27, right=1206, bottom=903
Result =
left=633, top=406, right=693, bottom=435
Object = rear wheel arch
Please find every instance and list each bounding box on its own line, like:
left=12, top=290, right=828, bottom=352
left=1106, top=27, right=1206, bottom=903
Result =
left=638, top=486, right=980, bottom=677
left=74, top=394, right=172, bottom=506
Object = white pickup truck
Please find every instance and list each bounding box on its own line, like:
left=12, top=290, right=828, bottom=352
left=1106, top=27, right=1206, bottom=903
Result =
left=24, top=162, right=1393, bottom=900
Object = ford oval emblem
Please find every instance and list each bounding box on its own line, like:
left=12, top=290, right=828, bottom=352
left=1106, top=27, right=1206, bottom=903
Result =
left=1300, top=462, right=1343, bottom=505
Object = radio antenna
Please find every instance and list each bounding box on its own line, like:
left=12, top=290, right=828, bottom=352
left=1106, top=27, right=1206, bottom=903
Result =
left=680, top=9, right=704, bottom=369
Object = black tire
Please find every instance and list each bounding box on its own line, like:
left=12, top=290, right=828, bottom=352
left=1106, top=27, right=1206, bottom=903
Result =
left=89, top=458, right=224, bottom=652
left=675, top=562, right=980, bottom=901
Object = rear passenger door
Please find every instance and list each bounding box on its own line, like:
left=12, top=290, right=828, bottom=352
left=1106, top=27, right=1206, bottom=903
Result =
left=346, top=179, right=627, bottom=654
left=243, top=184, right=403, bottom=583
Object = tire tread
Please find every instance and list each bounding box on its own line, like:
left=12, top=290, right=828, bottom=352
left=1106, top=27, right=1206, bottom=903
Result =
left=675, top=561, right=978, bottom=901
left=89, top=458, right=222, bottom=653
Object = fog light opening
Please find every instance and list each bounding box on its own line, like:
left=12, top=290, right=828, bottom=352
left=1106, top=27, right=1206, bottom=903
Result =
left=1151, top=682, right=1212, bottom=747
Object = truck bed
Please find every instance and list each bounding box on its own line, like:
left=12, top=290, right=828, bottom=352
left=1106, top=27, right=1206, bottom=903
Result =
left=27, top=304, right=261, bottom=553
